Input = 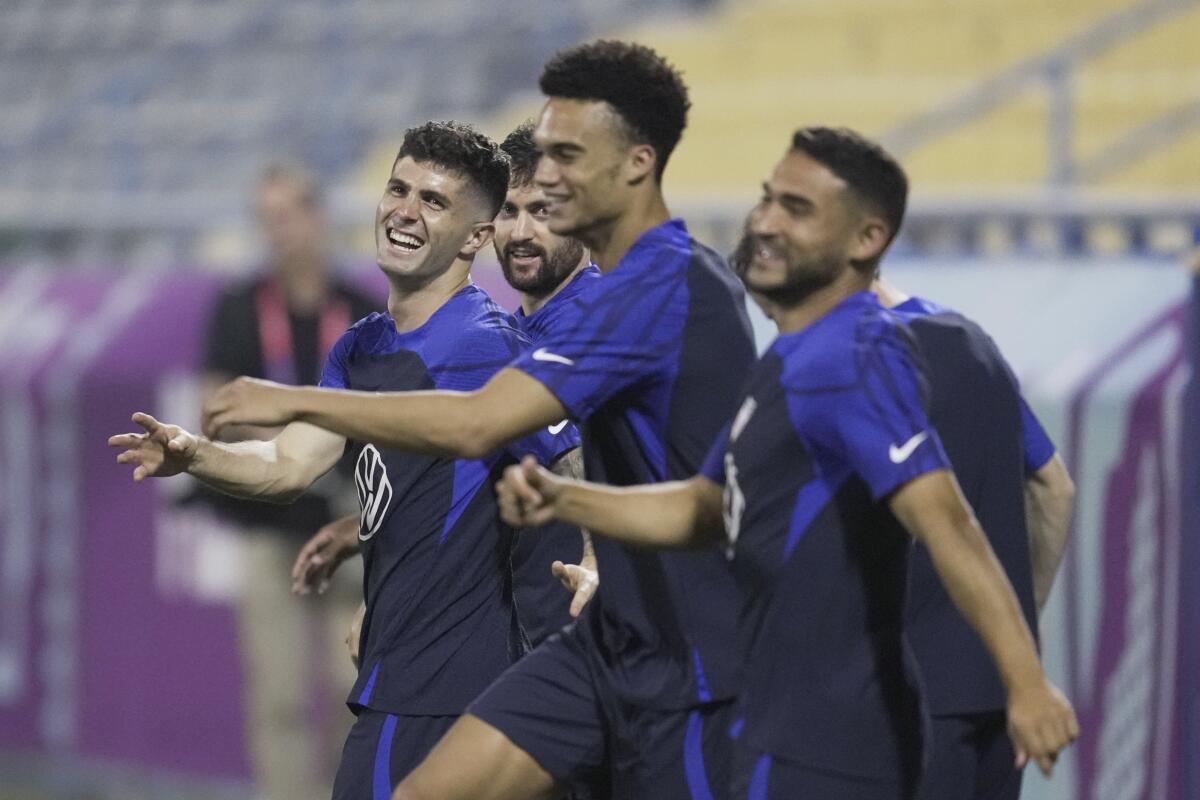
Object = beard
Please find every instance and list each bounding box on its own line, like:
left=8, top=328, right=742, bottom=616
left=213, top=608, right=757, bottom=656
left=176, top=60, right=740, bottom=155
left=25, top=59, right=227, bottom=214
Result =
left=500, top=239, right=587, bottom=299
left=732, top=231, right=842, bottom=308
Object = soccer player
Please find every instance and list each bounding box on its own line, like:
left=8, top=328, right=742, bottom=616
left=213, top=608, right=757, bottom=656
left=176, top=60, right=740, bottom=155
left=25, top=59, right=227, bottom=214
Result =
left=496, top=127, right=1079, bottom=799
left=868, top=277, right=1076, bottom=799
left=109, top=121, right=577, bottom=799
left=495, top=120, right=601, bottom=640
left=289, top=121, right=601, bottom=647
left=199, top=41, right=756, bottom=799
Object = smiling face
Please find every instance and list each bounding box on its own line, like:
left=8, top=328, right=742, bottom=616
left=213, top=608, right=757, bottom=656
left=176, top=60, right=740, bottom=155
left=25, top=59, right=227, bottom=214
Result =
left=375, top=156, right=494, bottom=283
left=493, top=182, right=586, bottom=299
left=532, top=98, right=642, bottom=241
left=742, top=149, right=886, bottom=305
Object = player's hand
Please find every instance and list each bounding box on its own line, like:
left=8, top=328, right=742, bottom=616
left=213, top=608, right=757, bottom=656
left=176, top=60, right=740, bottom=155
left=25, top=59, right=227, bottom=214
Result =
left=292, top=515, right=361, bottom=595
left=1006, top=676, right=1079, bottom=776
left=496, top=456, right=563, bottom=527
left=203, top=376, right=298, bottom=439
left=108, top=412, right=199, bottom=481
left=346, top=602, right=365, bottom=670
left=552, top=560, right=599, bottom=618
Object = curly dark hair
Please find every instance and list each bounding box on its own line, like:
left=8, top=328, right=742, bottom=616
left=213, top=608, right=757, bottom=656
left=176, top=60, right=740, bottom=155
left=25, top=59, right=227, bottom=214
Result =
left=790, top=127, right=909, bottom=250
left=539, top=40, right=690, bottom=181
left=499, top=120, right=540, bottom=188
left=395, top=121, right=510, bottom=217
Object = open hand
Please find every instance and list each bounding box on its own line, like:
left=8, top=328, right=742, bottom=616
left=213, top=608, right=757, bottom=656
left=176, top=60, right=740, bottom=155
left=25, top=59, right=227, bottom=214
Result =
left=552, top=560, right=598, bottom=618
left=1007, top=677, right=1080, bottom=776
left=292, top=515, right=361, bottom=595
left=108, top=412, right=199, bottom=481
left=203, top=376, right=298, bottom=439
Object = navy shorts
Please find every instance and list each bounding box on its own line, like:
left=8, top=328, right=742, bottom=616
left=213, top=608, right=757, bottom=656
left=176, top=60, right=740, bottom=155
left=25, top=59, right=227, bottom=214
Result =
left=332, top=709, right=457, bottom=800
left=916, top=711, right=1022, bottom=800
left=469, top=625, right=734, bottom=799
left=731, top=745, right=912, bottom=800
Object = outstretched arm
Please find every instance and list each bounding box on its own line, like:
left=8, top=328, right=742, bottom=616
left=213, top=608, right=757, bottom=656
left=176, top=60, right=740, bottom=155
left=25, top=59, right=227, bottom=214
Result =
left=1025, top=453, right=1075, bottom=611
left=890, top=469, right=1079, bottom=775
left=497, top=457, right=725, bottom=550
left=109, top=412, right=346, bottom=503
left=204, top=369, right=566, bottom=461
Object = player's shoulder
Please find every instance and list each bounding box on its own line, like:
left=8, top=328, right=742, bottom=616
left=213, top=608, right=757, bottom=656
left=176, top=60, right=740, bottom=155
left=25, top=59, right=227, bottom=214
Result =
left=337, top=310, right=395, bottom=355
left=775, top=294, right=920, bottom=394
left=424, top=285, right=529, bottom=362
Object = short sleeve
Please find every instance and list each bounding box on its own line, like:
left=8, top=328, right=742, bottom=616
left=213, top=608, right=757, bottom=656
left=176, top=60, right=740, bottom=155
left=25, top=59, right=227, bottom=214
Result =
left=508, top=276, right=683, bottom=421
left=1020, top=396, right=1056, bottom=474
left=800, top=333, right=950, bottom=500
left=506, top=421, right=582, bottom=467
left=318, top=327, right=356, bottom=389
left=700, top=424, right=731, bottom=485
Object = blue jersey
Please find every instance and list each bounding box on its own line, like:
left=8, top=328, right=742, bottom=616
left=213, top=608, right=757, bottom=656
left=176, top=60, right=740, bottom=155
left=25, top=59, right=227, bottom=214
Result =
left=896, top=296, right=1055, bottom=474
left=320, top=285, right=574, bottom=715
left=701, top=291, right=950, bottom=781
left=508, top=265, right=599, bottom=646
left=511, top=219, right=756, bottom=709
left=513, top=264, right=602, bottom=341
left=894, top=295, right=1049, bottom=714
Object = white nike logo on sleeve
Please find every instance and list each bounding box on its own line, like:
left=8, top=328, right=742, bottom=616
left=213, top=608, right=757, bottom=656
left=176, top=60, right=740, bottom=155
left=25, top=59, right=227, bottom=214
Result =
left=532, top=347, right=574, bottom=366
left=548, top=420, right=570, bottom=435
left=888, top=431, right=929, bottom=464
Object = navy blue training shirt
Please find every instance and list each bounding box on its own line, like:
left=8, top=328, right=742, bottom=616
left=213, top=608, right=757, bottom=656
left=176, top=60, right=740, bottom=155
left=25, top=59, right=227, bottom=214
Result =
left=511, top=219, right=756, bottom=710
left=508, top=264, right=601, bottom=646
left=320, top=284, right=576, bottom=715
left=701, top=291, right=950, bottom=781
left=895, top=295, right=1049, bottom=714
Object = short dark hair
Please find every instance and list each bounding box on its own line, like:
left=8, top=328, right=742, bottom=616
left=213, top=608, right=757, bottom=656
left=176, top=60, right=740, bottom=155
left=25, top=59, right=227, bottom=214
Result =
left=500, top=121, right=540, bottom=188
left=539, top=40, right=690, bottom=181
left=790, top=127, right=908, bottom=250
left=395, top=121, right=510, bottom=217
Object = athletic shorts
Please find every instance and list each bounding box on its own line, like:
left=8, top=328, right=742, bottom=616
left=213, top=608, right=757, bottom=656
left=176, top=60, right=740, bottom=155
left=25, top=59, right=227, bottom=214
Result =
left=731, top=745, right=913, bottom=800
left=469, top=624, right=735, bottom=799
left=916, top=711, right=1022, bottom=800
left=331, top=709, right=457, bottom=800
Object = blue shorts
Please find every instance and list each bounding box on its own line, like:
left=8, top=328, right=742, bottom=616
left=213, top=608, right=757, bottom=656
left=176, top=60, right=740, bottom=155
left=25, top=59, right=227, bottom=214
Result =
left=916, top=711, right=1022, bottom=800
left=332, top=709, right=457, bottom=800
left=732, top=746, right=912, bottom=800
left=469, top=624, right=734, bottom=799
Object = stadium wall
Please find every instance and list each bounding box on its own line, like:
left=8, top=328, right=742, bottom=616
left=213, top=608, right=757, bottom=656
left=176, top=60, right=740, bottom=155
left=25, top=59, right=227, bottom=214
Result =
left=0, top=260, right=1192, bottom=799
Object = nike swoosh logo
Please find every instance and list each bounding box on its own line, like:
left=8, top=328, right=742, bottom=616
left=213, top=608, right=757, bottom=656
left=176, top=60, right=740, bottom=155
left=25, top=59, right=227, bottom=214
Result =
left=548, top=420, right=570, bottom=435
left=888, top=431, right=929, bottom=464
left=532, top=347, right=574, bottom=366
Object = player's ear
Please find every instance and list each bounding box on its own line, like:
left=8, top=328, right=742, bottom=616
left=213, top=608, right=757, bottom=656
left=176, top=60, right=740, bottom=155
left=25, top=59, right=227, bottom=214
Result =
left=624, top=143, right=657, bottom=185
left=850, top=214, right=891, bottom=265
left=461, top=220, right=495, bottom=257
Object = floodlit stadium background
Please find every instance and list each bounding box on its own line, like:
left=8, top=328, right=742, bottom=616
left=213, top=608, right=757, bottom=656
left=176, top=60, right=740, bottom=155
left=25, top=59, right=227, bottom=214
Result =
left=0, top=1, right=1197, bottom=799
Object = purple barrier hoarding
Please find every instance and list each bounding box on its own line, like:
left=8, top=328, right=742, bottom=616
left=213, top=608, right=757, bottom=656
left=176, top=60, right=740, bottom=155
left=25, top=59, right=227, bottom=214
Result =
left=0, top=262, right=1194, bottom=799
left=0, top=263, right=515, bottom=782
left=1062, top=303, right=1190, bottom=800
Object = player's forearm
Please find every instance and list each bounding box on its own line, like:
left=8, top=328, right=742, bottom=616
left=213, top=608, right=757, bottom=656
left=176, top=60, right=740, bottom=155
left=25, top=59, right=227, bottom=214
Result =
left=290, top=387, right=504, bottom=460
left=914, top=505, right=1045, bottom=692
left=553, top=477, right=722, bottom=550
left=188, top=437, right=311, bottom=503
left=1026, top=455, right=1076, bottom=611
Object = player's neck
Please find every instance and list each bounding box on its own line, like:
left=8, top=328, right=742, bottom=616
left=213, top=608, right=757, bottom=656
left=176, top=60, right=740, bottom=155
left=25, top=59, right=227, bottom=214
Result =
left=871, top=276, right=910, bottom=309
left=275, top=259, right=329, bottom=315
left=769, top=269, right=872, bottom=335
left=587, top=191, right=670, bottom=271
left=385, top=264, right=471, bottom=333
left=518, top=254, right=591, bottom=316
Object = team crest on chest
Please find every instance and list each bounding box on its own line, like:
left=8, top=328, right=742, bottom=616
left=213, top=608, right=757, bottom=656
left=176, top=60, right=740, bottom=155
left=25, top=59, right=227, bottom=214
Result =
left=355, top=444, right=393, bottom=540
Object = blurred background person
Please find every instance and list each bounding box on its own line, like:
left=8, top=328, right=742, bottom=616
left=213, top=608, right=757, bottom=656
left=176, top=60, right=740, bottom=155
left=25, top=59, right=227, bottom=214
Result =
left=196, top=163, right=377, bottom=800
